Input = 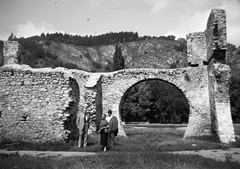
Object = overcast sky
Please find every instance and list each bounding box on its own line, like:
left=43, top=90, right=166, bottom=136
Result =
left=0, top=0, right=239, bottom=46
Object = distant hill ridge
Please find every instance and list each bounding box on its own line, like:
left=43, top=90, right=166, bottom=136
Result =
left=10, top=31, right=187, bottom=72
left=8, top=31, right=239, bottom=74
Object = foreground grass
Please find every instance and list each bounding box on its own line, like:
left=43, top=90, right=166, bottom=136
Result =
left=1, top=151, right=240, bottom=169
left=0, top=124, right=240, bottom=168
left=1, top=124, right=239, bottom=152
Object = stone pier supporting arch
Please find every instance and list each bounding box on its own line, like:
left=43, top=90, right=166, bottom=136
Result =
left=100, top=67, right=212, bottom=138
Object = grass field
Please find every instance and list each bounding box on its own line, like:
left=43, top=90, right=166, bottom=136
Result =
left=0, top=124, right=240, bottom=169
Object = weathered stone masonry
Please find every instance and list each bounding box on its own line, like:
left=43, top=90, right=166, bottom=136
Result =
left=0, top=65, right=77, bottom=142
left=0, top=9, right=236, bottom=144
left=101, top=67, right=211, bottom=137
left=206, top=9, right=235, bottom=143
left=185, top=9, right=235, bottom=143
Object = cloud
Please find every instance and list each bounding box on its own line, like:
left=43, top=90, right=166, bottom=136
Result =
left=164, top=0, right=240, bottom=46
left=0, top=30, right=11, bottom=41
left=14, top=21, right=63, bottom=38
left=143, top=0, right=169, bottom=13
left=164, top=10, right=210, bottom=39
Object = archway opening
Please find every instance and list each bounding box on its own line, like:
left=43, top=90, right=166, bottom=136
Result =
left=120, top=79, right=189, bottom=124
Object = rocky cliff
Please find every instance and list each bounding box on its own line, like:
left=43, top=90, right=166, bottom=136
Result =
left=41, top=39, right=187, bottom=72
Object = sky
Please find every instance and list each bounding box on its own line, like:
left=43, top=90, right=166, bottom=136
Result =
left=0, top=0, right=240, bottom=46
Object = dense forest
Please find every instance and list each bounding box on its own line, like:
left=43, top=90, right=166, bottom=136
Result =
left=120, top=80, right=189, bottom=123
left=227, top=43, right=240, bottom=123
left=6, top=32, right=240, bottom=123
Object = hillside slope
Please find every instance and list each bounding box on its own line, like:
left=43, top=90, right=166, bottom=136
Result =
left=40, top=39, right=187, bottom=72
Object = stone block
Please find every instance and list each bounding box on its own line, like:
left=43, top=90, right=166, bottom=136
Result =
left=186, top=32, right=207, bottom=66
left=3, top=41, right=19, bottom=65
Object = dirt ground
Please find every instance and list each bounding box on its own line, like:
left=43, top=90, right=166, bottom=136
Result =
left=171, top=148, right=240, bottom=163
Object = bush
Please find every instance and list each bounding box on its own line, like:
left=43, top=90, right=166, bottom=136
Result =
left=92, top=61, right=102, bottom=69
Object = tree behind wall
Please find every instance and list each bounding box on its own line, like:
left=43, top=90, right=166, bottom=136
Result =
left=113, top=43, right=125, bottom=71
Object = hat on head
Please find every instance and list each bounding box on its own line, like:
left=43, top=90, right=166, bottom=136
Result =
left=108, top=109, right=112, bottom=114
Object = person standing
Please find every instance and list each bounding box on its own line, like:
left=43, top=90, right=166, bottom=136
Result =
left=98, top=114, right=109, bottom=151
left=106, top=109, right=118, bottom=148
left=76, top=112, right=90, bottom=147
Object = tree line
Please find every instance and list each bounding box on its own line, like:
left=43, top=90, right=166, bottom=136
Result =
left=8, top=31, right=177, bottom=47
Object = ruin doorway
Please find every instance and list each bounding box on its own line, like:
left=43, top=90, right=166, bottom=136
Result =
left=64, top=77, right=80, bottom=142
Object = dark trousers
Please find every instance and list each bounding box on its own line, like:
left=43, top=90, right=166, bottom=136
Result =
left=108, top=132, right=115, bottom=148
left=100, top=132, right=108, bottom=146
left=78, top=125, right=88, bottom=147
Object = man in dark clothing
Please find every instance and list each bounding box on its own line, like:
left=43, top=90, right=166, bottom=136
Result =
left=106, top=109, right=118, bottom=148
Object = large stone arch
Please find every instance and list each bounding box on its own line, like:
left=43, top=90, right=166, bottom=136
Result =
left=101, top=67, right=212, bottom=138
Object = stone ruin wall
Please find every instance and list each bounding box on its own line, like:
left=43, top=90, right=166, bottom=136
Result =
left=3, top=41, right=19, bottom=65
left=186, top=32, right=207, bottom=66
left=205, top=9, right=235, bottom=143
left=205, top=9, right=227, bottom=62
left=70, top=71, right=103, bottom=133
left=100, top=68, right=212, bottom=138
left=0, top=65, right=78, bottom=142
left=0, top=9, right=236, bottom=144
left=186, top=9, right=235, bottom=143
left=182, top=9, right=234, bottom=143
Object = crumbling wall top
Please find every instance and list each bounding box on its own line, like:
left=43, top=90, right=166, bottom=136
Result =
left=3, top=41, right=19, bottom=65
left=205, top=9, right=227, bottom=62
left=186, top=32, right=207, bottom=66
